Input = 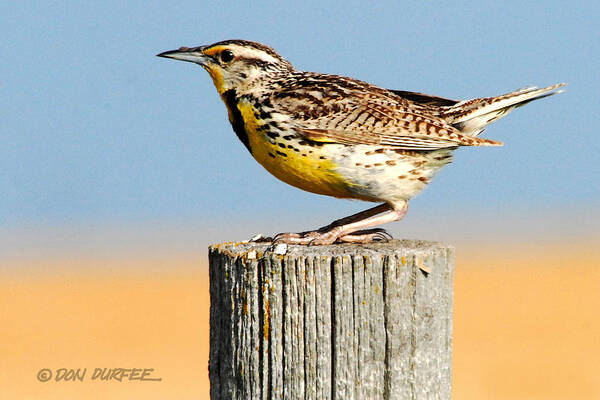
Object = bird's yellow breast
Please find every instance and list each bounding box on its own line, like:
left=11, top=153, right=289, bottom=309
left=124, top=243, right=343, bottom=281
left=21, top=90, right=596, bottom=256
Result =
left=234, top=100, right=357, bottom=198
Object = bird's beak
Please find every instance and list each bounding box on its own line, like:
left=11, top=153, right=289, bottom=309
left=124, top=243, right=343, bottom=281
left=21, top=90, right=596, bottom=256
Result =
left=156, top=46, right=210, bottom=66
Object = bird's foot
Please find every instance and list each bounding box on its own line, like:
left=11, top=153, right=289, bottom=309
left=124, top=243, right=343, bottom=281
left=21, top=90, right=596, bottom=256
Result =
left=248, top=202, right=404, bottom=246
left=270, top=228, right=392, bottom=245
left=335, top=228, right=392, bottom=244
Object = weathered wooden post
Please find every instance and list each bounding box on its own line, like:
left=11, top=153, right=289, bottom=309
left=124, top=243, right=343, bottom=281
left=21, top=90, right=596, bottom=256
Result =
left=209, top=240, right=454, bottom=400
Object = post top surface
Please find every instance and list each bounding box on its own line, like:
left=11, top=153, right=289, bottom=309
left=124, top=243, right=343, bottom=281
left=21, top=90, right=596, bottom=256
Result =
left=210, top=239, right=453, bottom=258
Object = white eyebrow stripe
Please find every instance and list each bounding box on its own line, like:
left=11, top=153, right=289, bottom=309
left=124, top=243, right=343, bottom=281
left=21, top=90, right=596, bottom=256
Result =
left=228, top=45, right=280, bottom=64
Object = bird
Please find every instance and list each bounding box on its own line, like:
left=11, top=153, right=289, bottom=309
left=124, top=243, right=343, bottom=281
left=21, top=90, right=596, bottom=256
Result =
left=157, top=40, right=564, bottom=245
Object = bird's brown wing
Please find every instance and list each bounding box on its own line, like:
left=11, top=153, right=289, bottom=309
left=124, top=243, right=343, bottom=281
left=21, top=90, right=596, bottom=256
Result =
left=271, top=72, right=502, bottom=150
left=288, top=96, right=502, bottom=150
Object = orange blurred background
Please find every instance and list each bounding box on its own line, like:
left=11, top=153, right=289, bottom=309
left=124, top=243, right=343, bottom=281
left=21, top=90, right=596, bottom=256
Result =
left=2, top=238, right=599, bottom=399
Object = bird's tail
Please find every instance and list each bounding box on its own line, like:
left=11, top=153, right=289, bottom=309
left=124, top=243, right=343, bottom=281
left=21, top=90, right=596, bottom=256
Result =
left=441, top=83, right=565, bottom=136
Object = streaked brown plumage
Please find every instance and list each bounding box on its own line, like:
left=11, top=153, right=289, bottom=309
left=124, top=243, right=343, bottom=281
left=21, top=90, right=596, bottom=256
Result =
left=158, top=40, right=565, bottom=244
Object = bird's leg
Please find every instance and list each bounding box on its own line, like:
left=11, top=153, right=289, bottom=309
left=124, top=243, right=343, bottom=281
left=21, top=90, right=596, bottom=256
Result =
left=271, top=203, right=391, bottom=242
left=273, top=202, right=408, bottom=245
left=316, top=203, right=392, bottom=231
left=264, top=203, right=391, bottom=243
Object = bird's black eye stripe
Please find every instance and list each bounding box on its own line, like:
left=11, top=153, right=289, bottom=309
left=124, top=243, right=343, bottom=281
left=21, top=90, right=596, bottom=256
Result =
left=220, top=50, right=234, bottom=63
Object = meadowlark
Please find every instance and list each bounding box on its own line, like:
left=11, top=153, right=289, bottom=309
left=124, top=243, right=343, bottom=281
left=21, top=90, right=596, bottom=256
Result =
left=157, top=40, right=564, bottom=245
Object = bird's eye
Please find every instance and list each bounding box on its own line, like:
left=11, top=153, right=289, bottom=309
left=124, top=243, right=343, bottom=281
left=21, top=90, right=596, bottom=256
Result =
left=220, top=50, right=234, bottom=63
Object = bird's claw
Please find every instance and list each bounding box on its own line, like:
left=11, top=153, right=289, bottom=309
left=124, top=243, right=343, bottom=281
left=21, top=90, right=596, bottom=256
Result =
left=334, top=228, right=393, bottom=244
left=263, top=227, right=392, bottom=246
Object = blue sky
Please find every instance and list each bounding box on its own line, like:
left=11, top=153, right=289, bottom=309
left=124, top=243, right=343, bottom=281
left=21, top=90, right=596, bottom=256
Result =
left=2, top=1, right=599, bottom=243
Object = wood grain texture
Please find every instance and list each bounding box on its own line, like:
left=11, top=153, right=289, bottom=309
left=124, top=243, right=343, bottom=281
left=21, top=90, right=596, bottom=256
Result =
left=209, top=240, right=454, bottom=400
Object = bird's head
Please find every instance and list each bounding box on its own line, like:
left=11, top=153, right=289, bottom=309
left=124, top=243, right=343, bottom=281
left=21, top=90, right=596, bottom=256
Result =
left=157, top=40, right=293, bottom=94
